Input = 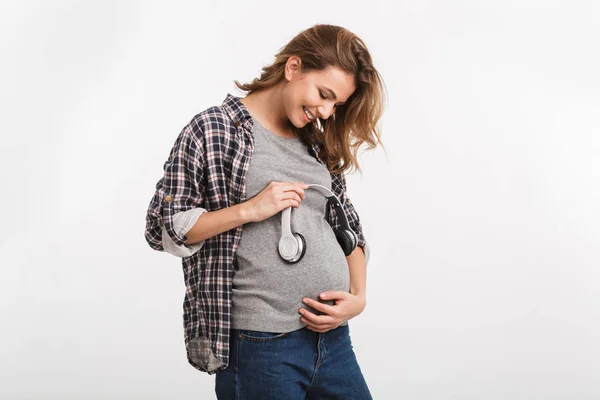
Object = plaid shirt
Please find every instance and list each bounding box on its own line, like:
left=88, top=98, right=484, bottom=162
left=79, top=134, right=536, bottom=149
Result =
left=144, top=93, right=370, bottom=374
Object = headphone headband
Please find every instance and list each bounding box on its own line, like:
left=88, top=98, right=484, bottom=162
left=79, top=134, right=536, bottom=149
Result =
left=279, top=183, right=358, bottom=262
left=281, top=184, right=352, bottom=233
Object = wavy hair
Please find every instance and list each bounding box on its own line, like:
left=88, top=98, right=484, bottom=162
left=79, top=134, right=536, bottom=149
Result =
left=234, top=24, right=387, bottom=176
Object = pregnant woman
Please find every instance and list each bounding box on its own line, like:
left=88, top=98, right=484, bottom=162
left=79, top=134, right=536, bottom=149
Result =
left=144, top=23, right=387, bottom=399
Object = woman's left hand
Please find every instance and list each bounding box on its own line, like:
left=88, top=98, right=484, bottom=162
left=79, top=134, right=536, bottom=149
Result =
left=299, top=291, right=366, bottom=333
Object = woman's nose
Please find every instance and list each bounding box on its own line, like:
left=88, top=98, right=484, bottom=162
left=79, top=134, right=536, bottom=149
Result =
left=319, top=104, right=335, bottom=120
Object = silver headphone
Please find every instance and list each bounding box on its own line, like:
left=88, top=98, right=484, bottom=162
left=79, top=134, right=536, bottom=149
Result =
left=278, top=184, right=358, bottom=263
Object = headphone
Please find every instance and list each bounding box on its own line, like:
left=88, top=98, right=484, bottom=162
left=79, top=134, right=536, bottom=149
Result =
left=278, top=184, right=358, bottom=263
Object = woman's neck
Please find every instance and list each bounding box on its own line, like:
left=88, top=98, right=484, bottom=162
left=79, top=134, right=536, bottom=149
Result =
left=240, top=84, right=296, bottom=138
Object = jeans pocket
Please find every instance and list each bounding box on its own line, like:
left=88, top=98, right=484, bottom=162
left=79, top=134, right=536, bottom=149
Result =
left=237, top=329, right=289, bottom=343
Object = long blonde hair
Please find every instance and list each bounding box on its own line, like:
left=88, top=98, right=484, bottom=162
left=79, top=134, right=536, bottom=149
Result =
left=234, top=24, right=387, bottom=175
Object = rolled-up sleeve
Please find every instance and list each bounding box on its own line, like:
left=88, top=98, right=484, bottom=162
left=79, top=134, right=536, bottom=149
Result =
left=161, top=208, right=208, bottom=257
left=144, top=120, right=206, bottom=253
left=329, top=170, right=371, bottom=267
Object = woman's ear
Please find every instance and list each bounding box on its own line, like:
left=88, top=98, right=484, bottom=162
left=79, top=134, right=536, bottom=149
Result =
left=285, top=56, right=302, bottom=81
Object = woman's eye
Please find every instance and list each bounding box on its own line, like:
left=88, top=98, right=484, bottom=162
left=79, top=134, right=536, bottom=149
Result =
left=319, top=91, right=327, bottom=100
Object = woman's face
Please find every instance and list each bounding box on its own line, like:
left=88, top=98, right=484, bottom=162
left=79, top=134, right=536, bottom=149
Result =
left=282, top=57, right=356, bottom=129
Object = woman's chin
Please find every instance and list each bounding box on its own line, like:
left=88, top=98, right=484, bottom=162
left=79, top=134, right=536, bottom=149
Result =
left=289, top=116, right=306, bottom=128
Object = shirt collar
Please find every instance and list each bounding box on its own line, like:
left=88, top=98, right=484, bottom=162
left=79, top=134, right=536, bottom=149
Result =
left=222, top=93, right=254, bottom=131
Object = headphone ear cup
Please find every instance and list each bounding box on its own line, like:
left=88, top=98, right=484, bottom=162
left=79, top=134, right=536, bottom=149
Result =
left=279, top=231, right=305, bottom=263
left=334, top=229, right=356, bottom=256
left=347, top=229, right=358, bottom=248
left=293, top=232, right=307, bottom=262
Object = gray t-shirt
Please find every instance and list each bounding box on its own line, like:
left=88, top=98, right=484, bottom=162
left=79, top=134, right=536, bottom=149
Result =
left=231, top=117, right=350, bottom=332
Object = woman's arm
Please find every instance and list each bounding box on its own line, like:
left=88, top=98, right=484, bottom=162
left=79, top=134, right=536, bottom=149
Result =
left=144, top=121, right=206, bottom=252
left=347, top=246, right=367, bottom=300
left=183, top=202, right=252, bottom=245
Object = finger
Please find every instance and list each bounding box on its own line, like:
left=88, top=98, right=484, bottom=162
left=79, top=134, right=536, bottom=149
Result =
left=281, top=191, right=302, bottom=204
left=280, top=192, right=302, bottom=208
left=281, top=189, right=305, bottom=203
left=305, top=324, right=328, bottom=333
left=281, top=182, right=306, bottom=192
left=320, top=291, right=348, bottom=301
left=281, top=183, right=306, bottom=199
left=297, top=182, right=308, bottom=198
left=301, top=318, right=326, bottom=329
left=299, top=308, right=333, bottom=325
left=302, top=298, right=336, bottom=315
left=291, top=186, right=306, bottom=200
left=303, top=321, right=334, bottom=332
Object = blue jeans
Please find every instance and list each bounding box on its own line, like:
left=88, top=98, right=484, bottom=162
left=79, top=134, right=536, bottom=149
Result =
left=215, top=323, right=373, bottom=399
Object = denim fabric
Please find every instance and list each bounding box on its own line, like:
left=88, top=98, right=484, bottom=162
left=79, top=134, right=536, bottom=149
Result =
left=215, top=323, right=372, bottom=399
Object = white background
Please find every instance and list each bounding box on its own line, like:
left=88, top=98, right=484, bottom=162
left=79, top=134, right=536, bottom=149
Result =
left=1, top=0, right=599, bottom=399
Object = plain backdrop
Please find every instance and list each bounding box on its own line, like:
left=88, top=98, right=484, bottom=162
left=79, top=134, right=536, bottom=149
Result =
left=1, top=0, right=599, bottom=399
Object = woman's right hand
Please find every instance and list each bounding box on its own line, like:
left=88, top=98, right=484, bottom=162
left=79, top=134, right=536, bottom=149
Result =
left=243, top=181, right=308, bottom=223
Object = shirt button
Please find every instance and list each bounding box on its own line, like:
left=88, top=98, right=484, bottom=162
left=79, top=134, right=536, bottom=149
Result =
left=234, top=121, right=240, bottom=127
left=165, top=195, right=173, bottom=203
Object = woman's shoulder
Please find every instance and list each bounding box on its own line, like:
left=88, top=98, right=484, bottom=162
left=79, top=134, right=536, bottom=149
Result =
left=183, top=99, right=241, bottom=145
